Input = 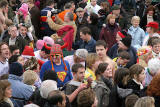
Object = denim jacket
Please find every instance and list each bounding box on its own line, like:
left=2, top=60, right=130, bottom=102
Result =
left=128, top=26, right=145, bottom=50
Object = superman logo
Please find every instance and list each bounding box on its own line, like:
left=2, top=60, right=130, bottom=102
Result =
left=57, top=71, right=67, bottom=82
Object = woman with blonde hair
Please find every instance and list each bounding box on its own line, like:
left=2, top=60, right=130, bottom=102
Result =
left=134, top=96, right=155, bottom=107
left=0, top=80, right=13, bottom=107
left=137, top=46, right=152, bottom=67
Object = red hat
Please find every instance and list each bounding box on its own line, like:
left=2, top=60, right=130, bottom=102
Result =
left=146, top=22, right=159, bottom=29
left=22, top=46, right=35, bottom=57
left=50, top=44, right=63, bottom=55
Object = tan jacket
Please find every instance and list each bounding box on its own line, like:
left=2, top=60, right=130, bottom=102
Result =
left=47, top=16, right=77, bottom=41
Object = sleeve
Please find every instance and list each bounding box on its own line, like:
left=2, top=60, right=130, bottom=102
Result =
left=65, top=61, right=73, bottom=80
left=95, top=86, right=103, bottom=107
left=99, top=27, right=104, bottom=40
left=47, top=17, right=63, bottom=31
left=40, top=63, right=46, bottom=80
left=141, top=29, right=145, bottom=46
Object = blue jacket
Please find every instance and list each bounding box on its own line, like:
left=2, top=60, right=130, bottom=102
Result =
left=80, top=37, right=96, bottom=53
left=8, top=74, right=33, bottom=107
left=40, top=60, right=73, bottom=87
left=128, top=26, right=145, bottom=50
left=108, top=43, right=137, bottom=68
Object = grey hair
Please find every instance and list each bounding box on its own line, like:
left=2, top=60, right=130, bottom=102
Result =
left=65, top=12, right=74, bottom=21
left=40, top=80, right=57, bottom=99
left=148, top=58, right=160, bottom=75
left=8, top=25, right=17, bottom=31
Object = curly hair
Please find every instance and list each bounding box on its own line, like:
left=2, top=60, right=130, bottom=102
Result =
left=147, top=73, right=160, bottom=96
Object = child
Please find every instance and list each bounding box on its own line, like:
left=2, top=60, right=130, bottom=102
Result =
left=127, top=64, right=145, bottom=91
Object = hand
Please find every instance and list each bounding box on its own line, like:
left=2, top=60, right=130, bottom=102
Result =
left=47, top=11, right=51, bottom=17
left=77, top=83, right=87, bottom=92
left=87, top=77, right=93, bottom=88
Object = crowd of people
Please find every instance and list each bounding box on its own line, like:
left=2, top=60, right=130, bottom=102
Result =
left=0, top=0, right=160, bottom=107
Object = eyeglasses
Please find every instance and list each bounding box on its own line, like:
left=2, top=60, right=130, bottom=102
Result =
left=51, top=54, right=61, bottom=58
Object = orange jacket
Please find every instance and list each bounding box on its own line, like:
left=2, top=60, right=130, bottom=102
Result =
left=58, top=10, right=77, bottom=21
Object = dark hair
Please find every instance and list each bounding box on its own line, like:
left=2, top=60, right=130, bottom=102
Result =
left=118, top=51, right=130, bottom=60
left=46, top=0, right=55, bottom=6
left=129, top=64, right=144, bottom=80
left=0, top=0, right=8, bottom=8
left=0, top=74, right=9, bottom=80
left=95, top=63, right=109, bottom=76
left=66, top=12, right=74, bottom=21
left=41, top=44, right=51, bottom=54
left=0, top=42, right=9, bottom=55
left=147, top=36, right=159, bottom=46
left=114, top=68, right=129, bottom=86
left=80, top=27, right=91, bottom=35
left=125, top=94, right=139, bottom=107
left=146, top=5, right=155, bottom=14
left=96, top=40, right=107, bottom=49
left=43, top=70, right=58, bottom=82
left=9, top=45, right=19, bottom=54
left=90, top=13, right=98, bottom=25
left=8, top=55, right=21, bottom=64
left=72, top=63, right=85, bottom=73
left=47, top=90, right=65, bottom=105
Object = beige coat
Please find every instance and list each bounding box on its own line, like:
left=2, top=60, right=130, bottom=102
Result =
left=47, top=16, right=77, bottom=42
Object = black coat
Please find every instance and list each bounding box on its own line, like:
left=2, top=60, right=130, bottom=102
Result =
left=0, top=101, right=11, bottom=107
left=126, top=79, right=141, bottom=91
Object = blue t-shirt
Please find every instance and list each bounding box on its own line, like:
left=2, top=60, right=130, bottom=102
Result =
left=40, top=60, right=73, bottom=87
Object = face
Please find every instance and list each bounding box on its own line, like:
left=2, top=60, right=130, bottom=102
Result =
left=103, top=65, right=112, bottom=78
left=5, top=86, right=12, bottom=98
left=146, top=27, right=152, bottom=33
left=51, top=54, right=61, bottom=64
left=74, top=67, right=85, bottom=82
left=116, top=33, right=122, bottom=42
left=109, top=18, right=116, bottom=25
left=0, top=44, right=10, bottom=59
left=148, top=11, right=154, bottom=16
left=137, top=69, right=146, bottom=82
left=118, top=41, right=128, bottom=50
left=80, top=32, right=87, bottom=41
left=119, top=58, right=130, bottom=66
left=12, top=49, right=20, bottom=55
left=77, top=11, right=84, bottom=18
left=41, top=51, right=49, bottom=59
left=153, top=43, right=160, bottom=54
left=87, top=16, right=91, bottom=23
left=64, top=14, right=69, bottom=22
left=71, top=3, right=75, bottom=10
left=132, top=19, right=140, bottom=27
left=91, top=0, right=97, bottom=6
left=96, top=45, right=107, bottom=58
left=19, top=26, right=28, bottom=36
left=18, top=56, right=24, bottom=66
left=112, top=9, right=120, bottom=18
left=3, top=5, right=9, bottom=13
left=9, top=26, right=18, bottom=38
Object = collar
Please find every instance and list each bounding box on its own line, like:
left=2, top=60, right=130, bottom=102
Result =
left=152, top=51, right=159, bottom=57
left=9, top=74, right=23, bottom=81
left=133, top=79, right=143, bottom=89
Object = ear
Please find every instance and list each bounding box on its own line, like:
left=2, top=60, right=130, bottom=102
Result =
left=133, top=74, right=138, bottom=80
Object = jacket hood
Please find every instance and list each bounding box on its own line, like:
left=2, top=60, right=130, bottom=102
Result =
left=117, top=86, right=133, bottom=98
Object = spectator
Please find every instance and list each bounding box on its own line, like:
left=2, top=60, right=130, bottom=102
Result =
left=9, top=55, right=24, bottom=66
left=8, top=62, right=33, bottom=107
left=0, top=42, right=10, bottom=77
left=40, top=44, right=73, bottom=88
left=99, top=14, right=120, bottom=49
left=125, top=94, right=139, bottom=107
left=128, top=16, right=145, bottom=50
left=150, top=38, right=160, bottom=58
left=0, top=80, right=13, bottom=107
left=64, top=49, right=88, bottom=70
left=64, top=64, right=87, bottom=107
left=134, top=96, right=155, bottom=107
left=9, top=45, right=20, bottom=56
left=79, top=26, right=96, bottom=53
left=3, top=25, right=26, bottom=54
left=147, top=73, right=160, bottom=107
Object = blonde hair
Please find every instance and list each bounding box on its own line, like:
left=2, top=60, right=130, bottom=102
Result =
left=23, top=70, right=38, bottom=85
left=131, top=16, right=140, bottom=23
left=106, top=14, right=116, bottom=24
left=86, top=53, right=99, bottom=70
left=134, top=97, right=155, bottom=107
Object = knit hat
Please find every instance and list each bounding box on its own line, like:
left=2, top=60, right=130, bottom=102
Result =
left=43, top=36, right=54, bottom=46
left=9, top=62, right=23, bottom=76
left=50, top=44, right=63, bottom=55
left=40, top=80, right=57, bottom=99
left=22, top=46, right=35, bottom=58
left=111, top=5, right=120, bottom=11
left=118, top=30, right=132, bottom=48
left=36, top=40, right=45, bottom=50
left=146, top=21, right=159, bottom=29
left=19, top=3, right=28, bottom=19
left=75, top=49, right=88, bottom=60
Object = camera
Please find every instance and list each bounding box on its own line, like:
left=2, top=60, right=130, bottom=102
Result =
left=51, top=8, right=61, bottom=16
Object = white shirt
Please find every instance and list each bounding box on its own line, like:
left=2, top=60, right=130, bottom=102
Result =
left=85, top=3, right=101, bottom=15
left=34, top=50, right=48, bottom=62
left=0, top=59, right=9, bottom=76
